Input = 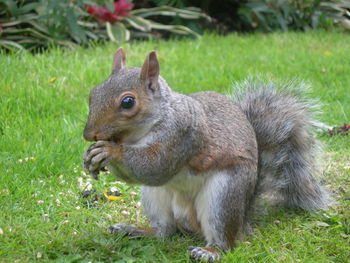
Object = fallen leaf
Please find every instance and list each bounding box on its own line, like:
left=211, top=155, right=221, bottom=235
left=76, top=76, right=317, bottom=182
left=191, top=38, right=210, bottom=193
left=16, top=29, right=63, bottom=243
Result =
left=48, top=77, right=57, bottom=83
left=103, top=189, right=125, bottom=201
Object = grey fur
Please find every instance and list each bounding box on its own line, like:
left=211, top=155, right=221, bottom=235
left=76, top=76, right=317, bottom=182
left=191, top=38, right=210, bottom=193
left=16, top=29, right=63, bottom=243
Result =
left=230, top=78, right=331, bottom=210
left=83, top=52, right=331, bottom=262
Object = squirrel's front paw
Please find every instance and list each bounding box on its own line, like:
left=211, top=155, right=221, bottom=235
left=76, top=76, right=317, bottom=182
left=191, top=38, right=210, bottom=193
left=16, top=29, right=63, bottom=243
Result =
left=83, top=141, right=123, bottom=178
left=188, top=246, right=221, bottom=263
left=109, top=224, right=156, bottom=237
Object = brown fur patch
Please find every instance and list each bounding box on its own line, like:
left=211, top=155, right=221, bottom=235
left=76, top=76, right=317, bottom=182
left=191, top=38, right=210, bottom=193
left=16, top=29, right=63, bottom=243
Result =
left=107, top=143, right=123, bottom=160
left=188, top=144, right=243, bottom=172
left=146, top=143, right=161, bottom=159
left=134, top=227, right=157, bottom=236
left=202, top=246, right=219, bottom=254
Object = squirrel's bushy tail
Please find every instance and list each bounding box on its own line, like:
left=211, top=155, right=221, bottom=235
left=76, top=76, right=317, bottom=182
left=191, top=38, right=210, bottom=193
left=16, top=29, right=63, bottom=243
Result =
left=231, top=79, right=331, bottom=210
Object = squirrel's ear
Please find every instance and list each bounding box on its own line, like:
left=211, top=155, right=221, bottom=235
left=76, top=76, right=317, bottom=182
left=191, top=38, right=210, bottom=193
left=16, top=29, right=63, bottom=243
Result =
left=140, top=51, right=159, bottom=91
left=112, top=47, right=126, bottom=74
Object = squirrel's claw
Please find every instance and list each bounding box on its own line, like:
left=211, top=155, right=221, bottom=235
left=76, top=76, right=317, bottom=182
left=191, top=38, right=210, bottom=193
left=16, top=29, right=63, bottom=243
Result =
left=91, top=170, right=99, bottom=180
left=83, top=141, right=113, bottom=180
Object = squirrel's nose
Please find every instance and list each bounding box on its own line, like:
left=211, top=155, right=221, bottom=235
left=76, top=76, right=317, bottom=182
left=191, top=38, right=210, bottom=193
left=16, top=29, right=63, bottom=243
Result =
left=84, top=132, right=97, bottom=141
left=83, top=128, right=98, bottom=141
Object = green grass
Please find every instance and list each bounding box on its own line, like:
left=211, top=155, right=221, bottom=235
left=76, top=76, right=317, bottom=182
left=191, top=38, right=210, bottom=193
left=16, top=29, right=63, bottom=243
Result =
left=0, top=31, right=349, bottom=263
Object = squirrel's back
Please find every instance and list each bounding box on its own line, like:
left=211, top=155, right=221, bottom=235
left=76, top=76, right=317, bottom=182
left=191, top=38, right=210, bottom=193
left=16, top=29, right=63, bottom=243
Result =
left=186, top=85, right=330, bottom=211
left=187, top=91, right=258, bottom=173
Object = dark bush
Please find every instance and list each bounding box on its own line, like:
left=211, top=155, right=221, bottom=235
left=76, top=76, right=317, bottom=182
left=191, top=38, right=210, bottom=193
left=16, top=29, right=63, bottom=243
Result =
left=239, top=0, right=333, bottom=32
left=150, top=0, right=349, bottom=32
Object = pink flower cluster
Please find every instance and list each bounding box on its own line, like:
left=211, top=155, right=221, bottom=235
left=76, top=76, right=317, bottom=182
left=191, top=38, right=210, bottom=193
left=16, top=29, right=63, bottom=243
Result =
left=87, top=0, right=134, bottom=23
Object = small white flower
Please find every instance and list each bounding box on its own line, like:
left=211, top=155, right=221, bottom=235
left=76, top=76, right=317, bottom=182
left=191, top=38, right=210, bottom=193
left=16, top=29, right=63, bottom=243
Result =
left=37, top=200, right=44, bottom=204
left=36, top=252, right=42, bottom=259
left=110, top=187, right=119, bottom=192
left=77, top=177, right=92, bottom=190
left=0, top=228, right=3, bottom=235
left=121, top=210, right=130, bottom=216
left=1, top=189, right=10, bottom=195
left=75, top=206, right=81, bottom=210
left=130, top=191, right=137, bottom=196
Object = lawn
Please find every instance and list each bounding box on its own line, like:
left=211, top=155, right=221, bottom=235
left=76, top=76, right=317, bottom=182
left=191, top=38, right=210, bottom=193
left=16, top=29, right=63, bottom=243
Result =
left=0, top=31, right=349, bottom=263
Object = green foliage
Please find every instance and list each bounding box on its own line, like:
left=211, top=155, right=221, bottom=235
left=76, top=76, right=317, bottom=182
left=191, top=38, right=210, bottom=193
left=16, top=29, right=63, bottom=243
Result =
left=110, top=6, right=210, bottom=42
left=150, top=0, right=350, bottom=33
left=239, top=0, right=334, bottom=31
left=0, top=32, right=349, bottom=262
left=0, top=0, right=209, bottom=52
left=151, top=0, right=187, bottom=8
left=0, top=0, right=98, bottom=51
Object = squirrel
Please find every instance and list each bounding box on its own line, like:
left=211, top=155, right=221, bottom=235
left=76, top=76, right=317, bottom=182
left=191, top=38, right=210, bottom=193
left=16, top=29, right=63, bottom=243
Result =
left=83, top=48, right=331, bottom=262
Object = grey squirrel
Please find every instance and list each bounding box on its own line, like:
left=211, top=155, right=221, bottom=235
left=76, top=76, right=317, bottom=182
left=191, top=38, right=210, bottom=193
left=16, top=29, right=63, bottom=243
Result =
left=83, top=48, right=331, bottom=262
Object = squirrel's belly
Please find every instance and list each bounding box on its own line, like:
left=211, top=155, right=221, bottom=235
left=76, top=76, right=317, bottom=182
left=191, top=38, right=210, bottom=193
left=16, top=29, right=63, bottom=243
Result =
left=166, top=168, right=212, bottom=236
left=172, top=191, right=202, bottom=235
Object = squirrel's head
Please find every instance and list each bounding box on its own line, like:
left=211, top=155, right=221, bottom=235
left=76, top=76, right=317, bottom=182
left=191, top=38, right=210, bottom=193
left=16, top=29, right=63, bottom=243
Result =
left=84, top=48, right=162, bottom=143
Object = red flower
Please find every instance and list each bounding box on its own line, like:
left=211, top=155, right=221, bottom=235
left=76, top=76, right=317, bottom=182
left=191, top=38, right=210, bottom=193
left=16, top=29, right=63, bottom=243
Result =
left=87, top=0, right=134, bottom=23
left=114, top=0, right=134, bottom=16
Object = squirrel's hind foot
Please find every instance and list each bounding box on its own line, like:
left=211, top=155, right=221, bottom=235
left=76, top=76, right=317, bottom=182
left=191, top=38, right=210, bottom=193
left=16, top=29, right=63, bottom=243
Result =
left=188, top=246, right=221, bottom=263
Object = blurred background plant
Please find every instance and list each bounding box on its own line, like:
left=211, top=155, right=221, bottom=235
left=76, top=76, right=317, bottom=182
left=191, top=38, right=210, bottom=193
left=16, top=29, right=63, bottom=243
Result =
left=238, top=0, right=344, bottom=31
left=0, top=0, right=209, bottom=52
left=321, top=0, right=350, bottom=30
left=150, top=0, right=350, bottom=32
left=0, top=0, right=349, bottom=52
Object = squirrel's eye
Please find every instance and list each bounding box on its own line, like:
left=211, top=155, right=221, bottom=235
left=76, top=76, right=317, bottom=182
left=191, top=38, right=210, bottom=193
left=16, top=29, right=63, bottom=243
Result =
left=120, top=96, right=135, bottom=109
